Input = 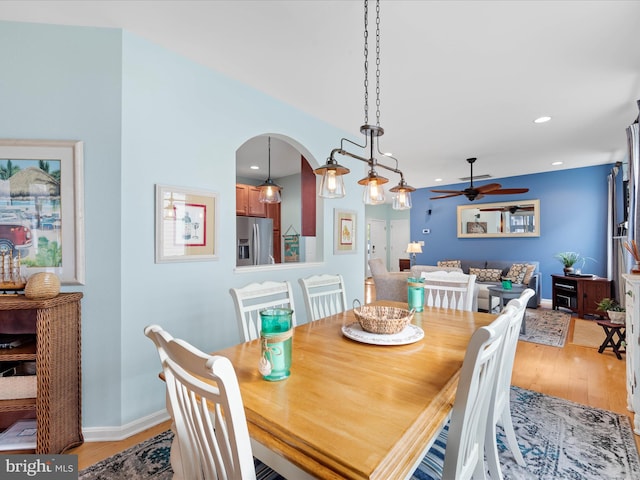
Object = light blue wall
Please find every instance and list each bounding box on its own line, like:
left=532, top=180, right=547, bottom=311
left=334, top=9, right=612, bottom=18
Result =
left=0, top=20, right=368, bottom=429
left=410, top=165, right=615, bottom=300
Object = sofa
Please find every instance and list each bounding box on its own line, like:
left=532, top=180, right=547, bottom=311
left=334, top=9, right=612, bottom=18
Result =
left=368, top=258, right=540, bottom=310
left=435, top=259, right=541, bottom=310
left=368, top=258, right=464, bottom=303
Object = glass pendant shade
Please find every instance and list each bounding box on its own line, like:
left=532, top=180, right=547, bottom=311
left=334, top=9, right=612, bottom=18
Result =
left=392, top=190, right=412, bottom=210
left=258, top=180, right=281, bottom=204
left=361, top=178, right=386, bottom=205
left=390, top=179, right=416, bottom=210
left=319, top=169, right=346, bottom=198
left=359, top=170, right=388, bottom=205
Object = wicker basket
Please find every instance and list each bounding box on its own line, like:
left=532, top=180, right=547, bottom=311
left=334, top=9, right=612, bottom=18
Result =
left=25, top=272, right=61, bottom=300
left=353, top=305, right=414, bottom=334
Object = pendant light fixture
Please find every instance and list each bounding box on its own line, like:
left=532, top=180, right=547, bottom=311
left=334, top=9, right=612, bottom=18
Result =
left=315, top=0, right=414, bottom=209
left=257, top=136, right=282, bottom=204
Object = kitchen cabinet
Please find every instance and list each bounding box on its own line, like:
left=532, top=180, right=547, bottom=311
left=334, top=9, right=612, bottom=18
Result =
left=266, top=202, right=281, bottom=263
left=236, top=184, right=266, bottom=217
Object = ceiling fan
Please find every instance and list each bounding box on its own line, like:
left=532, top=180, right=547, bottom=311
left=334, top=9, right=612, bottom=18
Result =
left=430, top=158, right=529, bottom=201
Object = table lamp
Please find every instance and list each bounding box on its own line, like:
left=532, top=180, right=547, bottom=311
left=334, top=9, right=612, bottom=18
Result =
left=406, top=242, right=422, bottom=267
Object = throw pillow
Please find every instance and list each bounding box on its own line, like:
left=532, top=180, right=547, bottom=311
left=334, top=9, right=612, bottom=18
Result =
left=438, top=260, right=461, bottom=268
left=469, top=268, right=502, bottom=282
left=522, top=264, right=536, bottom=284
left=506, top=264, right=528, bottom=284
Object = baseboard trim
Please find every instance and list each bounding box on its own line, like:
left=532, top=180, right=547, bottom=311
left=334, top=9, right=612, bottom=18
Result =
left=82, top=409, right=170, bottom=442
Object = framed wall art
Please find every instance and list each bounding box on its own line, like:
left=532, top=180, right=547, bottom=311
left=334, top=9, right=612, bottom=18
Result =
left=0, top=139, right=85, bottom=285
left=334, top=208, right=357, bottom=255
left=155, top=184, right=218, bottom=263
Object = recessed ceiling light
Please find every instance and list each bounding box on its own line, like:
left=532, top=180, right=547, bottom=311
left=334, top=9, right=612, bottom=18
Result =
left=250, top=165, right=259, bottom=170
left=534, top=116, right=552, bottom=124
left=551, top=161, right=563, bottom=166
left=435, top=178, right=443, bottom=182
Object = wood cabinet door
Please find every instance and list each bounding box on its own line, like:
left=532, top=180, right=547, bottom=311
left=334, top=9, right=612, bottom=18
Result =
left=248, top=187, right=266, bottom=217
left=582, top=279, right=612, bottom=317
left=236, top=184, right=248, bottom=215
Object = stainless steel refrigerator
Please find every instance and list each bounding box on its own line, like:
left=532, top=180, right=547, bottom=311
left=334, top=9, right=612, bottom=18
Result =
left=236, top=217, right=274, bottom=266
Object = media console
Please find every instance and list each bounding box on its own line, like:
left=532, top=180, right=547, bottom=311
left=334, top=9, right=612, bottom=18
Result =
left=551, top=274, right=613, bottom=318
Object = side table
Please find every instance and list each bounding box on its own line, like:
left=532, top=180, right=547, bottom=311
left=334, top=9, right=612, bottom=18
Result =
left=596, top=320, right=626, bottom=360
left=487, top=285, right=527, bottom=334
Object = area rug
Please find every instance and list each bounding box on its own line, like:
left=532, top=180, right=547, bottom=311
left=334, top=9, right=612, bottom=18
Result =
left=519, top=308, right=570, bottom=347
left=571, top=318, right=605, bottom=348
left=81, top=387, right=640, bottom=480
left=78, top=430, right=284, bottom=480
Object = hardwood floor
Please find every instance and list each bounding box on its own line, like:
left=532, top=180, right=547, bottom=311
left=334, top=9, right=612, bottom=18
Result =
left=67, top=301, right=640, bottom=470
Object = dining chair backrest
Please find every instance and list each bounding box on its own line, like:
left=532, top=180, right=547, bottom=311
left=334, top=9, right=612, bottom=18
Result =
left=229, top=281, right=297, bottom=342
left=420, top=271, right=477, bottom=311
left=144, top=325, right=257, bottom=480
left=298, top=274, right=347, bottom=321
left=485, top=288, right=535, bottom=479
left=441, top=305, right=514, bottom=480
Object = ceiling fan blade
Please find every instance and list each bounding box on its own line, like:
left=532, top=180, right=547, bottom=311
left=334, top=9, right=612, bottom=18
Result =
left=430, top=189, right=465, bottom=194
left=430, top=192, right=463, bottom=200
left=484, top=188, right=530, bottom=195
left=475, top=183, right=503, bottom=193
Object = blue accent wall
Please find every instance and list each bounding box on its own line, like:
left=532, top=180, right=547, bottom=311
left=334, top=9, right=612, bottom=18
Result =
left=410, top=165, right=615, bottom=300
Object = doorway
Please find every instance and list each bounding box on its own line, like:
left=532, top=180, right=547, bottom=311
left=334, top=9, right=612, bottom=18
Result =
left=366, top=218, right=386, bottom=276
left=390, top=219, right=410, bottom=272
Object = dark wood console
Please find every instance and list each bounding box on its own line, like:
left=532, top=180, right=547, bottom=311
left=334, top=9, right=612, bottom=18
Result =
left=551, top=274, right=613, bottom=318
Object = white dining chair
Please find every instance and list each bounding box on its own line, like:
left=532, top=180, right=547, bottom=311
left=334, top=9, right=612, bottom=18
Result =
left=229, top=281, right=297, bottom=342
left=421, top=271, right=478, bottom=312
left=485, top=288, right=535, bottom=479
left=412, top=305, right=515, bottom=480
left=144, top=324, right=282, bottom=480
left=298, top=274, right=347, bottom=321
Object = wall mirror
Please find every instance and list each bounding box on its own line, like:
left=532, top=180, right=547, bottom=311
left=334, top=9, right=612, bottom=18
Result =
left=457, top=199, right=540, bottom=238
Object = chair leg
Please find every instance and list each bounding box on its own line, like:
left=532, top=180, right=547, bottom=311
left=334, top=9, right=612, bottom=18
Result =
left=485, top=416, right=503, bottom=480
left=500, top=408, right=525, bottom=466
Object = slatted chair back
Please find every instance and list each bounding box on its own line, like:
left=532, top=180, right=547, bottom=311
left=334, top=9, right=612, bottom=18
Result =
left=421, top=271, right=477, bottom=311
left=229, top=281, right=297, bottom=342
left=144, top=325, right=257, bottom=480
left=441, top=306, right=514, bottom=479
left=485, top=288, right=535, bottom=479
left=299, top=274, right=347, bottom=321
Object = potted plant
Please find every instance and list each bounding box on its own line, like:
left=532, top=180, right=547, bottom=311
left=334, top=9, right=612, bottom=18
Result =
left=554, top=251, right=581, bottom=275
left=596, top=297, right=626, bottom=324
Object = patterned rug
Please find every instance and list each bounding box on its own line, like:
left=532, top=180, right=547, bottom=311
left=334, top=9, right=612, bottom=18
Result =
left=80, top=387, right=640, bottom=480
left=519, top=308, right=570, bottom=347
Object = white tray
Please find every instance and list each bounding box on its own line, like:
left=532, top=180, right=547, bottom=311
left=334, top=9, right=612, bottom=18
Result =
left=341, top=322, right=424, bottom=345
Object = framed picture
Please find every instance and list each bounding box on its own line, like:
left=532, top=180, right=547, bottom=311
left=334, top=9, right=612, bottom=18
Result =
left=155, top=184, right=218, bottom=263
left=334, top=208, right=357, bottom=255
left=0, top=139, right=85, bottom=285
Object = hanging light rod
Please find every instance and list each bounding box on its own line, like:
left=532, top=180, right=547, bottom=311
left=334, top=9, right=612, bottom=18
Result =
left=257, top=136, right=282, bottom=204
left=315, top=0, right=414, bottom=210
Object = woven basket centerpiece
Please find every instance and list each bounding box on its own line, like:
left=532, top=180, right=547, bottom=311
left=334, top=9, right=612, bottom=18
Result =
left=354, top=305, right=414, bottom=335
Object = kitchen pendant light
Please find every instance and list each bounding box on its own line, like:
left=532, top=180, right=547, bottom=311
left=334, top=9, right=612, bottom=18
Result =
left=257, top=136, right=281, bottom=204
left=315, top=0, right=414, bottom=210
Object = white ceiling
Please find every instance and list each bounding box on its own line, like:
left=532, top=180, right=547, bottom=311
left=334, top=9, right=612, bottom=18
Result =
left=2, top=0, right=639, bottom=189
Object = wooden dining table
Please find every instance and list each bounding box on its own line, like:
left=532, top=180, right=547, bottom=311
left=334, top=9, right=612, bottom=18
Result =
left=211, top=300, right=497, bottom=480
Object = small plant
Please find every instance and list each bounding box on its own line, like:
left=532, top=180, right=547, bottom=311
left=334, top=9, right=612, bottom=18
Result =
left=596, top=298, right=625, bottom=313
left=554, top=251, right=581, bottom=268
